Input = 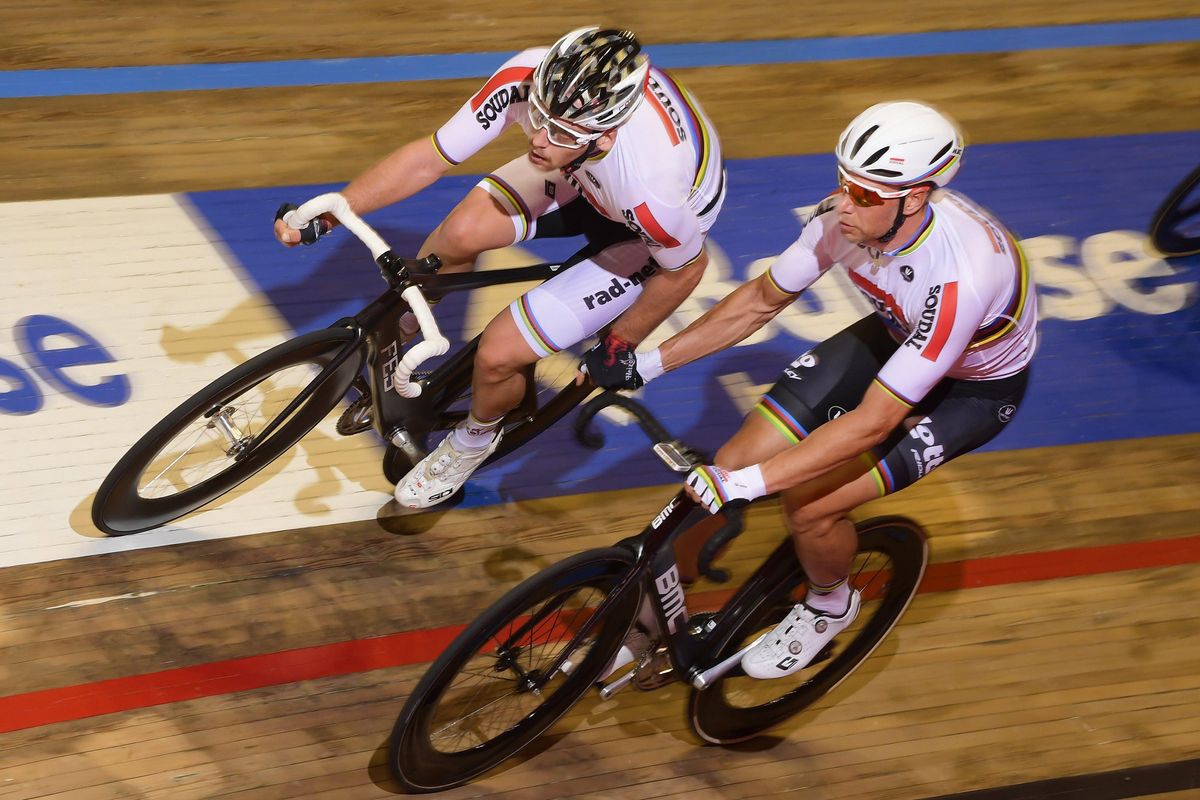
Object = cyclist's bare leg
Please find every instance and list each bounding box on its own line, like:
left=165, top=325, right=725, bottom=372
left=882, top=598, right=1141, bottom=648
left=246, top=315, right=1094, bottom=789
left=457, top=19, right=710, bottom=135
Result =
left=780, top=465, right=881, bottom=590
left=713, top=410, right=797, bottom=468
left=739, top=468, right=880, bottom=678
left=470, top=309, right=540, bottom=422
left=676, top=409, right=798, bottom=582
left=417, top=188, right=517, bottom=275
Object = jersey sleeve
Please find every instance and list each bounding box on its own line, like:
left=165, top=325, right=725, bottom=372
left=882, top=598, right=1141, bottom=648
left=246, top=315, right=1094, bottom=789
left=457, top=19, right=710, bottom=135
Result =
left=764, top=203, right=836, bottom=295
left=431, top=49, right=541, bottom=166
left=875, top=278, right=990, bottom=405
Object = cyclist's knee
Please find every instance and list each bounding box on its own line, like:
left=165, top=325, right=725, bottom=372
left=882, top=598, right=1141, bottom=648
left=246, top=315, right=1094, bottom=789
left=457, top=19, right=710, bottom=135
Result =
left=429, top=192, right=513, bottom=262
left=427, top=213, right=485, bottom=263
left=714, top=405, right=796, bottom=469
left=785, top=503, right=843, bottom=541
left=476, top=316, right=536, bottom=380
left=714, top=438, right=757, bottom=470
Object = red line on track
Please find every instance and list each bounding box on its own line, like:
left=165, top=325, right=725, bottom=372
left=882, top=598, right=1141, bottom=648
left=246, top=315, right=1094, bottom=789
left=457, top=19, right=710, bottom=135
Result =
left=2, top=534, right=1198, bottom=735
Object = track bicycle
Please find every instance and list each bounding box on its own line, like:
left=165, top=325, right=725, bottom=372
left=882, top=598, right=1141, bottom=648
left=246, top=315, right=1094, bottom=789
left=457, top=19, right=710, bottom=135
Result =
left=1148, top=163, right=1200, bottom=258
left=92, top=192, right=594, bottom=535
left=388, top=393, right=929, bottom=792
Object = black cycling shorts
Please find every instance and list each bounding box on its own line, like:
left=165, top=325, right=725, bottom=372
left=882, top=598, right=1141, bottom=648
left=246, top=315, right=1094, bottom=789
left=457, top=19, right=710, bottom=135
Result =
left=526, top=196, right=647, bottom=274
left=757, top=315, right=1029, bottom=496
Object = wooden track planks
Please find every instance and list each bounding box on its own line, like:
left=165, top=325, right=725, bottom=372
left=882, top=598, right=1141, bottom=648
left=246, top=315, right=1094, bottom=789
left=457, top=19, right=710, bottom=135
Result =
left=5, top=1, right=1198, bottom=68
left=2, top=1, right=1199, bottom=797
left=2, top=43, right=1198, bottom=200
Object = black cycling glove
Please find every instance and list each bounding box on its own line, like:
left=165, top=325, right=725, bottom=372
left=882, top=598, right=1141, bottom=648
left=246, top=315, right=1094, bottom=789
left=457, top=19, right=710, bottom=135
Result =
left=583, top=332, right=644, bottom=390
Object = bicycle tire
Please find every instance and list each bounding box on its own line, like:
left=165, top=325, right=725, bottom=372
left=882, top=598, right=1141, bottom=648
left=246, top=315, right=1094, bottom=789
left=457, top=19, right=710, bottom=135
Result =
left=389, top=547, right=641, bottom=792
left=382, top=339, right=594, bottom=484
left=1148, top=163, right=1200, bottom=258
left=92, top=328, right=364, bottom=535
left=688, top=517, right=928, bottom=744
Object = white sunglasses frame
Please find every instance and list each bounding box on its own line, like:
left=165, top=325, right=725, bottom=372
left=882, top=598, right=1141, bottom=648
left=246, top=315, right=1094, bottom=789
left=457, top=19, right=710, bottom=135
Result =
left=838, top=168, right=915, bottom=201
left=527, top=94, right=605, bottom=150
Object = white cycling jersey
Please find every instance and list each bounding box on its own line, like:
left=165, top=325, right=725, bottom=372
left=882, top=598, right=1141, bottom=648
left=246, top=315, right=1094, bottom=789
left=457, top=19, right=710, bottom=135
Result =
left=432, top=47, right=724, bottom=270
left=767, top=190, right=1038, bottom=405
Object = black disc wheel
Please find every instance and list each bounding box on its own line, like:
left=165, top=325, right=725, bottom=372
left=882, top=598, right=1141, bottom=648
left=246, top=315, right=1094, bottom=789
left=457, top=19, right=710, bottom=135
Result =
left=1149, top=163, right=1200, bottom=258
left=92, top=328, right=364, bottom=535
left=688, top=517, right=928, bottom=744
left=389, top=547, right=641, bottom=792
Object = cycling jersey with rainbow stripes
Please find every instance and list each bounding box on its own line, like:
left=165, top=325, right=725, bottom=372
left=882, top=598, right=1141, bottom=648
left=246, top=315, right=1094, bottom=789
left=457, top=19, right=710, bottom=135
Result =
left=432, top=47, right=724, bottom=270
left=767, top=190, right=1039, bottom=405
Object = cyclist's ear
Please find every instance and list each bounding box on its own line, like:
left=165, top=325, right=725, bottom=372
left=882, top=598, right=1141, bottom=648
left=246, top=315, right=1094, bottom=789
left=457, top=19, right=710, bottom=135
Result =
left=594, top=129, right=618, bottom=153
left=902, top=185, right=932, bottom=216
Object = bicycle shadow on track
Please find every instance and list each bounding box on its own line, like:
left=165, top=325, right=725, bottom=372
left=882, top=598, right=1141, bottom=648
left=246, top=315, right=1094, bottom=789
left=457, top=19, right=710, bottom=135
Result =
left=586, top=622, right=913, bottom=752
left=365, top=729, right=573, bottom=795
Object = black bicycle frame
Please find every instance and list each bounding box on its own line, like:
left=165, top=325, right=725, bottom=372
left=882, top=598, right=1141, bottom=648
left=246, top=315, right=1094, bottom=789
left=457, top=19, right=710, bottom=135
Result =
left=364, top=263, right=567, bottom=445
left=537, top=488, right=803, bottom=690
left=234, top=258, right=566, bottom=460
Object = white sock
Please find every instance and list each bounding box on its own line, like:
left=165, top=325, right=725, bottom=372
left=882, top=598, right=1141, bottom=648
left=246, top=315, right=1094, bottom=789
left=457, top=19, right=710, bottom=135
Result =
left=452, top=411, right=502, bottom=449
left=805, top=579, right=851, bottom=616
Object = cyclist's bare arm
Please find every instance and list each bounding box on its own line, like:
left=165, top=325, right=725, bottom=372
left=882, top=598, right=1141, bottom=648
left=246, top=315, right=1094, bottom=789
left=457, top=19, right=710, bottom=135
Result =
left=274, top=137, right=451, bottom=246
left=342, top=136, right=453, bottom=215
left=755, top=381, right=910, bottom=492
left=611, top=250, right=709, bottom=344
left=658, top=270, right=795, bottom=372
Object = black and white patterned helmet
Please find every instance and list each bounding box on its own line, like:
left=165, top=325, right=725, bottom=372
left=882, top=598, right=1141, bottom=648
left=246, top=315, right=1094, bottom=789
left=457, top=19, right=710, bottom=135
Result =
left=531, top=27, right=650, bottom=131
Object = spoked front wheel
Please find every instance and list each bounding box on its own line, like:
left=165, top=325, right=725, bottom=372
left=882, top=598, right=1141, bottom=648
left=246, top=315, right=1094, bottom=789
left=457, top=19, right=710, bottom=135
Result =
left=688, top=517, right=928, bottom=744
left=92, top=327, right=364, bottom=535
left=389, top=547, right=641, bottom=792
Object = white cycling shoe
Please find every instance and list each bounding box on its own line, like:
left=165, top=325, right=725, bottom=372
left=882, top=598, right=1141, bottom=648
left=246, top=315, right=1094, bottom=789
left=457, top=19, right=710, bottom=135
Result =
left=393, top=429, right=502, bottom=509
left=741, top=590, right=861, bottom=679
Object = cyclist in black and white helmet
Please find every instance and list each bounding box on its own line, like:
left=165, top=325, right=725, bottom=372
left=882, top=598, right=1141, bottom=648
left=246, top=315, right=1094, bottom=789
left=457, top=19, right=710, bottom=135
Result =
left=275, top=27, right=727, bottom=509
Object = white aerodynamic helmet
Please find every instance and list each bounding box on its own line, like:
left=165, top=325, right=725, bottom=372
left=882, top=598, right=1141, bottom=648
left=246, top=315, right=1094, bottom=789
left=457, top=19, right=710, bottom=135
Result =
left=836, top=101, right=964, bottom=188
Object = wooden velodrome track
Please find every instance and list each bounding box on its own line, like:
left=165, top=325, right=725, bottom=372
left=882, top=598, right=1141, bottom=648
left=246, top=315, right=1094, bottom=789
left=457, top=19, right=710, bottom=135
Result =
left=3, top=2, right=1200, bottom=798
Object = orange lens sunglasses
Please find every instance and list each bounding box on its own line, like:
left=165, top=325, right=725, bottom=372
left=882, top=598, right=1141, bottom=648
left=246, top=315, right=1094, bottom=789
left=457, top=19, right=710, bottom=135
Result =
left=837, top=170, right=912, bottom=208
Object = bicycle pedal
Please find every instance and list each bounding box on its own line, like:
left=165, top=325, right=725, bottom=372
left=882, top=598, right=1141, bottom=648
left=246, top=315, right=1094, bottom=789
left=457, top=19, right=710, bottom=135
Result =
left=632, top=645, right=674, bottom=691
left=688, top=613, right=719, bottom=638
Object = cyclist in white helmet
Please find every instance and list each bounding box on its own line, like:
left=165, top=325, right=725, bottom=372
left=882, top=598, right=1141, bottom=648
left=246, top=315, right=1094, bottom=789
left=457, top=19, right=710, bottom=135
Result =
left=275, top=26, right=726, bottom=509
left=592, top=100, right=1038, bottom=679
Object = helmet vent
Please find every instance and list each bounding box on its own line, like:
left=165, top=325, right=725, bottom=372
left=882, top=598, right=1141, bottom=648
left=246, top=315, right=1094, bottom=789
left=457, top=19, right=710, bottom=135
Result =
left=929, top=141, right=953, bottom=165
left=849, top=125, right=879, bottom=158
left=867, top=168, right=903, bottom=178
left=860, top=146, right=889, bottom=168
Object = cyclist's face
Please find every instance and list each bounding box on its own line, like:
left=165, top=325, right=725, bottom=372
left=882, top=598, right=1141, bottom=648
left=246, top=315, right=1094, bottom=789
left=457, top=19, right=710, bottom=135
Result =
left=526, top=114, right=613, bottom=169
left=835, top=172, right=924, bottom=245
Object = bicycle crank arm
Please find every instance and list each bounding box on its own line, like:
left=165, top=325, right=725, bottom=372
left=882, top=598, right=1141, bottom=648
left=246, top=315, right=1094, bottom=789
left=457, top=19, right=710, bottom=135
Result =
left=389, top=428, right=424, bottom=462
left=690, top=633, right=766, bottom=690
left=597, top=668, right=638, bottom=700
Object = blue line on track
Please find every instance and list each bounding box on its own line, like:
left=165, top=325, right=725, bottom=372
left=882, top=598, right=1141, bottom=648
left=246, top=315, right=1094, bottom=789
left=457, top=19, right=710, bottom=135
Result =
left=3, top=18, right=1199, bottom=99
